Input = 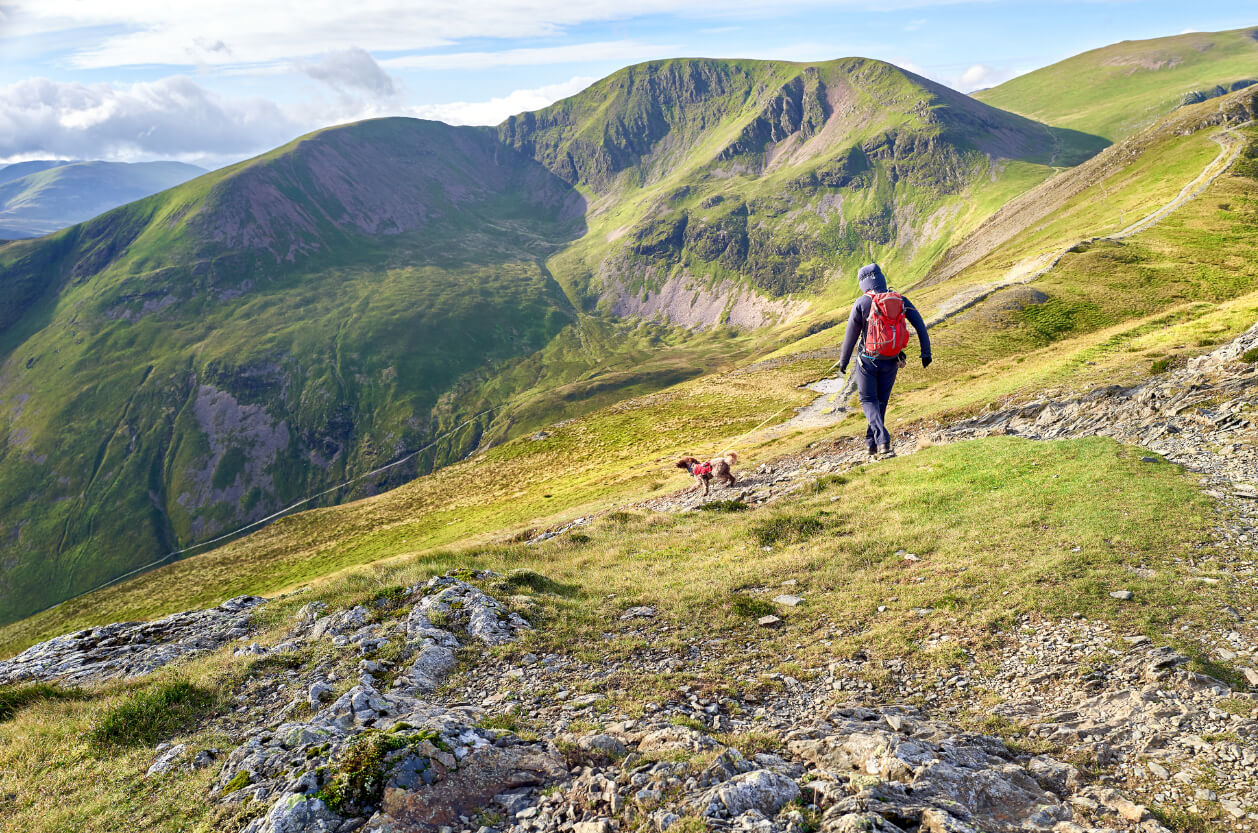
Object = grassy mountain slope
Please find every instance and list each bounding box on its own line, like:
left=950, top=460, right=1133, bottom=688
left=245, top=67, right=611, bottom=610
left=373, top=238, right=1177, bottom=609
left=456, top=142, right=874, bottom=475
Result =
left=0, top=59, right=1107, bottom=625
left=976, top=26, right=1258, bottom=139
left=0, top=160, right=204, bottom=239
left=0, top=118, right=602, bottom=624
left=4, top=83, right=1254, bottom=659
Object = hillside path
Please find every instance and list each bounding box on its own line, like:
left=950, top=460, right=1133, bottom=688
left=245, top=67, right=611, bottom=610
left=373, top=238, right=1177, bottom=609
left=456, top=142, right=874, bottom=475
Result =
left=928, top=121, right=1251, bottom=331
left=782, top=120, right=1252, bottom=430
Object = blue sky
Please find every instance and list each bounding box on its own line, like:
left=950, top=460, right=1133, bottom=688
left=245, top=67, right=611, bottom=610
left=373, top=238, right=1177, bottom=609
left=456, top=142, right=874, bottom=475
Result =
left=0, top=1, right=1254, bottom=168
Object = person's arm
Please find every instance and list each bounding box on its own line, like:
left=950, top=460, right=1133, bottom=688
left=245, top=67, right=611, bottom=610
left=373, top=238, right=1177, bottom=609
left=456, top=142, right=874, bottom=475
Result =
left=838, top=298, right=868, bottom=374
left=903, top=297, right=931, bottom=366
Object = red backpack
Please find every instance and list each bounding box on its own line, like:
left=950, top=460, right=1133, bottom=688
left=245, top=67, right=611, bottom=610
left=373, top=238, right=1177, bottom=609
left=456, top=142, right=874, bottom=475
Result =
left=863, top=290, right=911, bottom=357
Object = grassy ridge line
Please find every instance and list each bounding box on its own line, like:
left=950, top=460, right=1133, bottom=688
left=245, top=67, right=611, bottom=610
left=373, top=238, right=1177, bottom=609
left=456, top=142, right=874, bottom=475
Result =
left=975, top=26, right=1258, bottom=140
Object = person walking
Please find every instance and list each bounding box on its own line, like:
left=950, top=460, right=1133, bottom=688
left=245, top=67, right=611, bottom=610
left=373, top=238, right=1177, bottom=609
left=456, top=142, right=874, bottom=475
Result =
left=837, top=263, right=931, bottom=458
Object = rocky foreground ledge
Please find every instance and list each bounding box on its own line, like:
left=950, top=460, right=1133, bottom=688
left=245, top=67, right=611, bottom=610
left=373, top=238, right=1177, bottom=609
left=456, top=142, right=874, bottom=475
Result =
left=3, top=569, right=1253, bottom=833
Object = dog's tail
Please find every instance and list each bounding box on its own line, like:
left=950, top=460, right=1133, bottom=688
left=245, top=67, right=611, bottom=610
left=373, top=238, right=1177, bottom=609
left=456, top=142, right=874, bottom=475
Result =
left=723, top=451, right=739, bottom=465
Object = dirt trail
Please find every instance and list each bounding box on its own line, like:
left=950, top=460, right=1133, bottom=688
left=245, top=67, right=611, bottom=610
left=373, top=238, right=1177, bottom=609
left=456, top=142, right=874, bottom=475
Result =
left=928, top=122, right=1250, bottom=329
left=779, top=121, right=1251, bottom=431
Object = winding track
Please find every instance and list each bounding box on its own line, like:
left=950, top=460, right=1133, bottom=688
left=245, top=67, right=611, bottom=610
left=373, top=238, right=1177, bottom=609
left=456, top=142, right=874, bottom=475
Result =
left=784, top=120, right=1253, bottom=429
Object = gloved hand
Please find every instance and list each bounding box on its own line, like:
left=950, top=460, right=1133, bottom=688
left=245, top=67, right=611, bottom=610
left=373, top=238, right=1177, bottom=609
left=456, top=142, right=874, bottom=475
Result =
left=838, top=364, right=848, bottom=376
left=922, top=355, right=933, bottom=368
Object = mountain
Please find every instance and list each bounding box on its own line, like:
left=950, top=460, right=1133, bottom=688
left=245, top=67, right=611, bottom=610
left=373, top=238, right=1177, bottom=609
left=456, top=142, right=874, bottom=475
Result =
left=0, top=160, right=205, bottom=239
left=975, top=26, right=1258, bottom=139
left=3, top=38, right=1258, bottom=833
left=0, top=57, right=1105, bottom=625
left=506, top=58, right=1104, bottom=313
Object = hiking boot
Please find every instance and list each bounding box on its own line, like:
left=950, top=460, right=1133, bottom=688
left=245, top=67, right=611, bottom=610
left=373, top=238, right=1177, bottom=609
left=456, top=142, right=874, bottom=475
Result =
left=877, top=443, right=895, bottom=458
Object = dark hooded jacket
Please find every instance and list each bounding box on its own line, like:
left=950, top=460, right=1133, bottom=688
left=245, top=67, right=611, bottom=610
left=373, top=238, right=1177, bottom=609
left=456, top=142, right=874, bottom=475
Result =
left=838, top=263, right=931, bottom=371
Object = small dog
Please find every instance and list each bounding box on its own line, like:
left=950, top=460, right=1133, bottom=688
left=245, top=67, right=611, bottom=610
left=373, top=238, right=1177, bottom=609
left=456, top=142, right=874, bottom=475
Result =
left=676, top=452, right=738, bottom=495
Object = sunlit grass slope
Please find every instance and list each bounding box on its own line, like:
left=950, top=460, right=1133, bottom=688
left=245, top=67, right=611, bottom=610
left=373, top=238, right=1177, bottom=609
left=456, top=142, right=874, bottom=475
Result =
left=976, top=26, right=1258, bottom=140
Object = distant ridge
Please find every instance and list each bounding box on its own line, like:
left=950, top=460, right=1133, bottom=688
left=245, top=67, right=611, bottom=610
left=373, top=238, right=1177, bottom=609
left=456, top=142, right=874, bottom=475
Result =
left=0, top=159, right=205, bottom=238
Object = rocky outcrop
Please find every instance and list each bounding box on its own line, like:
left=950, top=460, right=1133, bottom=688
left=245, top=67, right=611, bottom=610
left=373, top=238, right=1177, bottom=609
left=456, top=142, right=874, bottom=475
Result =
left=601, top=272, right=808, bottom=330
left=0, top=594, right=265, bottom=686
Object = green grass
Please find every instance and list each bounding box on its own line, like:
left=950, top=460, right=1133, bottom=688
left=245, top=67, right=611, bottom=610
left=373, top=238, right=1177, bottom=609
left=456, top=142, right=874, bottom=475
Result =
left=0, top=433, right=1246, bottom=833
left=84, top=678, right=216, bottom=748
left=977, top=27, right=1258, bottom=139
left=0, top=683, right=86, bottom=723
left=749, top=513, right=829, bottom=548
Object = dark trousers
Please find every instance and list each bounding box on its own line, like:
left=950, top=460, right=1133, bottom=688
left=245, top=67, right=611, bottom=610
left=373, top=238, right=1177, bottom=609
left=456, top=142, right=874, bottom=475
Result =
left=854, top=354, right=899, bottom=452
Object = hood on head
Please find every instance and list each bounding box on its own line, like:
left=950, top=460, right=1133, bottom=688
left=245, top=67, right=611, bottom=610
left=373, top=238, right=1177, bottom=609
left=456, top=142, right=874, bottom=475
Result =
left=858, top=263, right=887, bottom=293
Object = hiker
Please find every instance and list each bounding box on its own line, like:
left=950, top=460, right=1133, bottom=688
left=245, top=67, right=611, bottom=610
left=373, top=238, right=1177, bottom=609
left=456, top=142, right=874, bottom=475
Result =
left=837, top=263, right=932, bottom=458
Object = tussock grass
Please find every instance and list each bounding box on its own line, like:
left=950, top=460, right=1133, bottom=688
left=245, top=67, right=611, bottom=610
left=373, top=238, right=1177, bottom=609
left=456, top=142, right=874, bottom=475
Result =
left=85, top=679, right=216, bottom=748
left=749, top=513, right=828, bottom=548
left=730, top=596, right=775, bottom=618
left=0, top=682, right=87, bottom=723
left=695, top=499, right=749, bottom=513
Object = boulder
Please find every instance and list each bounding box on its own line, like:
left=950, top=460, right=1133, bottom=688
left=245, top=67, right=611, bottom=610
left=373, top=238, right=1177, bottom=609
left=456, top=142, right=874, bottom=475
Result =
left=695, top=769, right=800, bottom=818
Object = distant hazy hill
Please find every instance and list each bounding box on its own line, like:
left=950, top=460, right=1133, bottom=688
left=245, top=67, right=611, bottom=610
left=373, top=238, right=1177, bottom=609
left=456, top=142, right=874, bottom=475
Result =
left=976, top=27, right=1258, bottom=139
left=0, top=160, right=205, bottom=239
left=0, top=57, right=1102, bottom=624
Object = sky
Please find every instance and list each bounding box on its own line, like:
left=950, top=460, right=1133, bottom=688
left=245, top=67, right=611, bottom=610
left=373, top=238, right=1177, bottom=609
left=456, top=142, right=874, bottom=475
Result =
left=0, top=1, right=1254, bottom=169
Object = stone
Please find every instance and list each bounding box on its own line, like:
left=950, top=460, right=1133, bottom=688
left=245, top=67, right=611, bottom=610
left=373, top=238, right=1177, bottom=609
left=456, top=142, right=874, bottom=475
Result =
left=651, top=810, right=681, bottom=831
left=191, top=749, right=217, bottom=770
left=695, top=769, right=799, bottom=818
left=249, top=793, right=342, bottom=833
left=619, top=606, right=656, bottom=620
left=396, top=643, right=457, bottom=692
left=308, top=681, right=333, bottom=706
left=772, top=595, right=804, bottom=607
left=1242, top=667, right=1258, bottom=687
left=757, top=615, right=782, bottom=628
left=1027, top=755, right=1080, bottom=796
left=577, top=733, right=628, bottom=759
left=0, top=596, right=267, bottom=687
left=146, top=743, right=187, bottom=777
left=573, top=821, right=613, bottom=833
left=1109, top=590, right=1134, bottom=601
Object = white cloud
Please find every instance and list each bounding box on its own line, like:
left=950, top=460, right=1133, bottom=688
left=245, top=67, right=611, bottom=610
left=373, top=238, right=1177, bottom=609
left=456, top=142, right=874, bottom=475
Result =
left=409, top=76, right=597, bottom=125
left=382, top=40, right=676, bottom=71
left=297, top=47, right=399, bottom=98
left=905, top=18, right=926, bottom=30
left=0, top=76, right=305, bottom=166
left=4, top=1, right=1003, bottom=69
left=0, top=71, right=599, bottom=166
left=954, top=63, right=1014, bottom=92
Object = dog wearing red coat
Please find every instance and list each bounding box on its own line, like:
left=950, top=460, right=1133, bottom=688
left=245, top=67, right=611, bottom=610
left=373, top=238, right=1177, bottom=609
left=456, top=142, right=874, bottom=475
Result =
left=675, top=452, right=738, bottom=496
